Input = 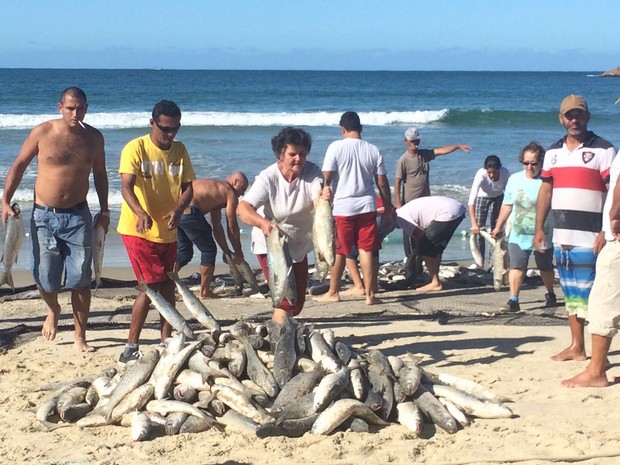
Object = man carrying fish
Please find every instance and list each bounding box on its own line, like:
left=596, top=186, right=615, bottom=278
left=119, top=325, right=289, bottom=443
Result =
left=395, top=196, right=466, bottom=292
left=315, top=111, right=394, bottom=305
left=117, top=100, right=195, bottom=364
left=176, top=173, right=248, bottom=299
left=1, top=86, right=109, bottom=353
left=534, top=95, right=616, bottom=362
left=237, top=127, right=331, bottom=323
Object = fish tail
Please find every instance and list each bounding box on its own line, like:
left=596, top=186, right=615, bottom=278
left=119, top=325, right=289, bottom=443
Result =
left=167, top=270, right=180, bottom=281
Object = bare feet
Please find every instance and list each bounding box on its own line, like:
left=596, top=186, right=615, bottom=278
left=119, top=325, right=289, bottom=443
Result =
left=365, top=296, right=381, bottom=305
left=561, top=369, right=609, bottom=388
left=314, top=292, right=340, bottom=303
left=416, top=282, right=443, bottom=293
left=74, top=338, right=96, bottom=353
left=341, top=286, right=365, bottom=297
left=550, top=347, right=587, bottom=362
left=41, top=310, right=60, bottom=341
left=200, top=291, right=220, bottom=300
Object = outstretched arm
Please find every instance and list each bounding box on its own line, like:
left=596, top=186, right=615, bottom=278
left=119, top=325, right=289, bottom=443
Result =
left=434, top=144, right=471, bottom=156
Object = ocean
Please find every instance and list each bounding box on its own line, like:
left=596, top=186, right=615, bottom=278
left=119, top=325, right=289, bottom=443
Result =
left=1, top=69, right=618, bottom=271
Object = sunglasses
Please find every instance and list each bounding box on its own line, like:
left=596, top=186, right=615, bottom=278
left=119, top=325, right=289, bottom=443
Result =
left=522, top=161, right=539, bottom=166
left=154, top=121, right=181, bottom=134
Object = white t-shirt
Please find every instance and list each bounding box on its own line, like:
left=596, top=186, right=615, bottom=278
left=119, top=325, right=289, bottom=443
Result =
left=243, top=161, right=323, bottom=262
left=603, top=154, right=620, bottom=241
left=396, top=196, right=466, bottom=230
left=322, top=138, right=387, bottom=216
left=467, top=166, right=510, bottom=205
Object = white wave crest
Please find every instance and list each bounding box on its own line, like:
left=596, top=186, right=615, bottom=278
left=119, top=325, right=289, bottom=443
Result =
left=0, top=109, right=448, bottom=130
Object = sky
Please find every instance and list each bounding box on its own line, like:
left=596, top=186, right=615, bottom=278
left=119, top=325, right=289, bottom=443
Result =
left=1, top=0, right=619, bottom=71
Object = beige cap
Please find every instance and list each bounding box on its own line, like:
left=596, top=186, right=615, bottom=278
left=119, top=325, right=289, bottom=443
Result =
left=560, top=95, right=588, bottom=114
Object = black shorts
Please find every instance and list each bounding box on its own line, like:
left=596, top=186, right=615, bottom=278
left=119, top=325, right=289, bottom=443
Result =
left=418, top=214, right=465, bottom=257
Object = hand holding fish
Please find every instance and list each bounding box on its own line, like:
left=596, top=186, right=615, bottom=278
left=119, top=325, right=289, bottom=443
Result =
left=532, top=229, right=546, bottom=253
left=94, top=212, right=110, bottom=234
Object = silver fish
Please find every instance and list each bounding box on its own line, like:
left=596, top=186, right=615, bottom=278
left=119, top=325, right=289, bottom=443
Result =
left=236, top=258, right=261, bottom=293
left=312, top=197, right=335, bottom=281
left=165, top=412, right=189, bottom=435
left=478, top=229, right=508, bottom=291
left=256, top=414, right=319, bottom=438
left=271, top=368, right=322, bottom=411
left=439, top=397, right=470, bottom=427
left=311, top=399, right=389, bottom=435
left=179, top=415, right=213, bottom=434
left=266, top=228, right=297, bottom=307
left=173, top=384, right=198, bottom=403
left=167, top=271, right=220, bottom=332
left=308, top=330, right=342, bottom=374
left=225, top=253, right=245, bottom=294
left=110, top=383, right=154, bottom=424
left=146, top=399, right=215, bottom=426
left=313, top=365, right=350, bottom=412
left=0, top=203, right=25, bottom=290
left=412, top=384, right=458, bottom=434
left=423, top=370, right=509, bottom=403
left=131, top=411, right=152, bottom=441
left=218, top=409, right=259, bottom=434
left=268, top=317, right=297, bottom=389
left=80, top=349, right=160, bottom=426
left=396, top=401, right=423, bottom=436
left=469, top=232, right=484, bottom=269
left=138, top=282, right=194, bottom=338
left=92, top=213, right=106, bottom=290
left=427, top=383, right=513, bottom=419
left=60, top=402, right=93, bottom=423
left=57, top=386, right=88, bottom=421
left=36, top=380, right=91, bottom=424
left=212, top=384, right=272, bottom=425
left=152, top=339, right=202, bottom=400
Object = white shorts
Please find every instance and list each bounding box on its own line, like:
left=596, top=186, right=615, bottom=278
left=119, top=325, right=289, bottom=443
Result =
left=587, top=241, right=620, bottom=337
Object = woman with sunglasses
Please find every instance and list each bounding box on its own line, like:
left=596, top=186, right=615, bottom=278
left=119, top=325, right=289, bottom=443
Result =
left=491, top=141, right=556, bottom=313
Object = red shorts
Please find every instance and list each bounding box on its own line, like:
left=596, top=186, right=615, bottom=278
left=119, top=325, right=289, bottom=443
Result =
left=334, top=212, right=379, bottom=256
left=257, top=254, right=307, bottom=316
left=121, top=235, right=177, bottom=284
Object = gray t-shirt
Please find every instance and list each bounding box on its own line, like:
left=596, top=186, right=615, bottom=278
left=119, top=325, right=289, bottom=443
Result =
left=395, top=149, right=436, bottom=202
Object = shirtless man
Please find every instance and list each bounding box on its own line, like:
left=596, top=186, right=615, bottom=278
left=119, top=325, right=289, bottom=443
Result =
left=176, top=173, right=248, bottom=299
left=1, top=87, right=109, bottom=352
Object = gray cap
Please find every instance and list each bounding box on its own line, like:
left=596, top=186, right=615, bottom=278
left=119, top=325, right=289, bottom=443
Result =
left=404, top=127, right=420, bottom=141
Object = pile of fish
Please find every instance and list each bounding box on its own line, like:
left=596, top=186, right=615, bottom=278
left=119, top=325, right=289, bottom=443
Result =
left=34, top=276, right=513, bottom=441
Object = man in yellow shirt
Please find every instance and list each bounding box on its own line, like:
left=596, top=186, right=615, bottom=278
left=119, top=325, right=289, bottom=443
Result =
left=117, top=100, right=196, bottom=364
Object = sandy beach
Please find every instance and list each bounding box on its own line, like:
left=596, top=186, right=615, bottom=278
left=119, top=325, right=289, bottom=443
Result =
left=2, top=264, right=620, bottom=465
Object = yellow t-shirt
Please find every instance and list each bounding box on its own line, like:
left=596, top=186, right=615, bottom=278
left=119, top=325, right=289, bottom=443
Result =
left=117, top=135, right=196, bottom=243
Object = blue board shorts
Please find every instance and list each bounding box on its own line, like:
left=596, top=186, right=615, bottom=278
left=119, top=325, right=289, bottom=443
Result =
left=177, top=206, right=217, bottom=267
left=554, top=246, right=596, bottom=319
left=31, top=202, right=93, bottom=292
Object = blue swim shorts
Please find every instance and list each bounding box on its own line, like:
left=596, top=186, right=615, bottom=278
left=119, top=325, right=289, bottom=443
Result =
left=554, top=246, right=596, bottom=319
left=176, top=206, right=217, bottom=267
left=31, top=203, right=93, bottom=292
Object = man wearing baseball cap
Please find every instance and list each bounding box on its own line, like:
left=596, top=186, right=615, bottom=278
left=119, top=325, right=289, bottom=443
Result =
left=394, top=127, right=471, bottom=288
left=534, top=95, right=616, bottom=364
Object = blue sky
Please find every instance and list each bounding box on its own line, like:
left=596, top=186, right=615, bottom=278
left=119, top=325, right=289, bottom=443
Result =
left=1, top=0, right=618, bottom=71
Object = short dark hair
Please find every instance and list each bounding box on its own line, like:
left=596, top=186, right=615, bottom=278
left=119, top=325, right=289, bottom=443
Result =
left=519, top=141, right=545, bottom=163
left=339, top=111, right=362, bottom=132
left=484, top=155, right=502, bottom=169
left=271, top=127, right=312, bottom=158
left=152, top=100, right=181, bottom=120
left=61, top=86, right=87, bottom=103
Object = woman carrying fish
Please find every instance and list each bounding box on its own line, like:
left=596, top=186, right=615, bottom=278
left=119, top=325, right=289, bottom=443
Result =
left=238, top=127, right=331, bottom=323
left=490, top=142, right=556, bottom=313
left=467, top=155, right=510, bottom=269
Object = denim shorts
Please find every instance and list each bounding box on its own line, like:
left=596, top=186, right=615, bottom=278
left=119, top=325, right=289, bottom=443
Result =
left=177, top=207, right=217, bottom=267
left=31, top=204, right=93, bottom=292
